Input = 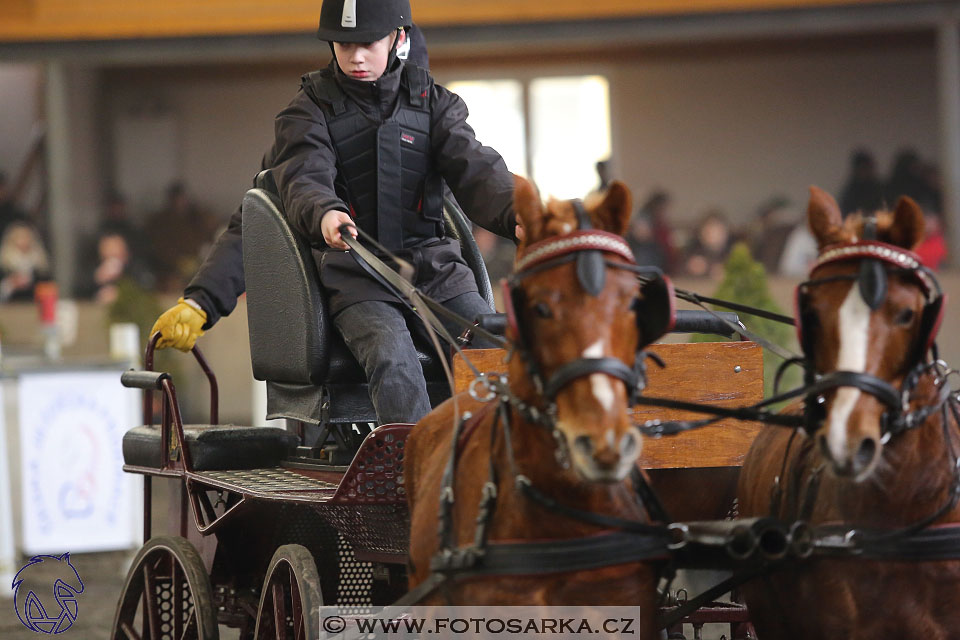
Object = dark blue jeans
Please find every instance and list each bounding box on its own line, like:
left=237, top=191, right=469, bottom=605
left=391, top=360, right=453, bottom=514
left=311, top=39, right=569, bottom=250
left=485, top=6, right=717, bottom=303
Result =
left=332, top=292, right=494, bottom=424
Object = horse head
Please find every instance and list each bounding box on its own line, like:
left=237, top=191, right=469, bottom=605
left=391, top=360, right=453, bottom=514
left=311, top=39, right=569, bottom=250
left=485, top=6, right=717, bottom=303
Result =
left=798, top=186, right=942, bottom=480
left=506, top=175, right=650, bottom=483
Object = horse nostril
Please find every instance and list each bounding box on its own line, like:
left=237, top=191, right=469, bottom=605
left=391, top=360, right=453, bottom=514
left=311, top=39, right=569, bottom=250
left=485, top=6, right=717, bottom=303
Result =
left=573, top=435, right=593, bottom=456
left=854, top=438, right=878, bottom=472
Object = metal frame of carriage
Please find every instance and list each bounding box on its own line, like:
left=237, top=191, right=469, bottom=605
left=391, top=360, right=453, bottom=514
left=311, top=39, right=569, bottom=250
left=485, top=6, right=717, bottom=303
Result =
left=109, top=186, right=766, bottom=640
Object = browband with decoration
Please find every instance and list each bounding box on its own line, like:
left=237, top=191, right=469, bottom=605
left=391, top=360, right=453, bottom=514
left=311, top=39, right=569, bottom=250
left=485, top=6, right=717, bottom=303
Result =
left=813, top=241, right=937, bottom=295
left=515, top=230, right=636, bottom=273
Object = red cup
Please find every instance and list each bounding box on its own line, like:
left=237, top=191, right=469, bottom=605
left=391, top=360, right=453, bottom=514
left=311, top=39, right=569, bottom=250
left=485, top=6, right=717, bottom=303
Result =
left=35, top=281, right=58, bottom=325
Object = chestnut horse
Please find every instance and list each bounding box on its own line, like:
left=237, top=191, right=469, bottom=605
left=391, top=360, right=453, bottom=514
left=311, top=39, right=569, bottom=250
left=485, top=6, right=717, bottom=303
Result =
left=738, top=187, right=960, bottom=639
left=405, top=176, right=668, bottom=636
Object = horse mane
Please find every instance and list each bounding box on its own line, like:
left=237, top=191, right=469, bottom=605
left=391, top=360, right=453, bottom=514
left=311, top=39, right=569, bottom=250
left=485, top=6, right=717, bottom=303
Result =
left=808, top=188, right=926, bottom=251
left=829, top=211, right=900, bottom=245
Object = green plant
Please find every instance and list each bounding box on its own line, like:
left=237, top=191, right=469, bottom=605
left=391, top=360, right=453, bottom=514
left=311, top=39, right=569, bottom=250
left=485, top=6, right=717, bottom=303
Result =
left=106, top=278, right=179, bottom=376
left=107, top=278, right=164, bottom=345
left=692, top=243, right=798, bottom=398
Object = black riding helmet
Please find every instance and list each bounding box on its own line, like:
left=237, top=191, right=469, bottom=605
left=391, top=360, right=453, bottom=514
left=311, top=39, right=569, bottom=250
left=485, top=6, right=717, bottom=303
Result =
left=317, top=0, right=412, bottom=43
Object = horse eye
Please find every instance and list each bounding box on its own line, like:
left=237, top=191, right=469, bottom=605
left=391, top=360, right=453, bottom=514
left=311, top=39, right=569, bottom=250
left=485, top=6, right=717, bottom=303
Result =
left=894, top=308, right=915, bottom=326
left=533, top=302, right=553, bottom=319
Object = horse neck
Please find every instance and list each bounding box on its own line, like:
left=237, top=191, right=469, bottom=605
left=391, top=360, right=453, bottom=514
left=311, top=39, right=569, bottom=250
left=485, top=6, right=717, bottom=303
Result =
left=828, top=373, right=960, bottom=524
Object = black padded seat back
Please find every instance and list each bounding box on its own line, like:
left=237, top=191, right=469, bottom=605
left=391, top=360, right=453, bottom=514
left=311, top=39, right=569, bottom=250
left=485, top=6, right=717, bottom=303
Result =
left=242, top=187, right=330, bottom=384
left=442, top=194, right=495, bottom=309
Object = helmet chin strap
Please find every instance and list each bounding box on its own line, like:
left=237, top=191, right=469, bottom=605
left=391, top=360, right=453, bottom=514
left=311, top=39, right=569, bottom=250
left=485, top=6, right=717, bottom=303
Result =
left=385, top=28, right=404, bottom=71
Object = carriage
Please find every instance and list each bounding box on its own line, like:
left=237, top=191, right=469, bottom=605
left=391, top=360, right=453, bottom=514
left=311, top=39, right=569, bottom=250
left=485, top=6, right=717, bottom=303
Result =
left=110, top=180, right=956, bottom=640
left=110, top=181, right=767, bottom=639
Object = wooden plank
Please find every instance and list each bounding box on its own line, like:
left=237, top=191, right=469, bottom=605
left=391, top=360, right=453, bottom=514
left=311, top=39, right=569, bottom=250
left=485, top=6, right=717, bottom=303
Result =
left=452, top=341, right=763, bottom=469
left=0, top=0, right=907, bottom=42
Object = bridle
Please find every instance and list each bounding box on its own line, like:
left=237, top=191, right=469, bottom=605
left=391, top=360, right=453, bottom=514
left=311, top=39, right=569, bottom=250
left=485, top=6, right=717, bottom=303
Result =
left=500, top=201, right=675, bottom=436
left=795, top=235, right=946, bottom=439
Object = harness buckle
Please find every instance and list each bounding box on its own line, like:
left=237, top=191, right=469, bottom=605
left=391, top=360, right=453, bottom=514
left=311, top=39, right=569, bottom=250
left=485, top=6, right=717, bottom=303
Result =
left=666, top=523, right=689, bottom=551
left=468, top=374, right=498, bottom=403
left=441, top=486, right=455, bottom=504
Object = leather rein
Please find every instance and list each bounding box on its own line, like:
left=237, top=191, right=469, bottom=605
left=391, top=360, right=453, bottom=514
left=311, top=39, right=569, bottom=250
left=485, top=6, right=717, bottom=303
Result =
left=402, top=220, right=676, bottom=605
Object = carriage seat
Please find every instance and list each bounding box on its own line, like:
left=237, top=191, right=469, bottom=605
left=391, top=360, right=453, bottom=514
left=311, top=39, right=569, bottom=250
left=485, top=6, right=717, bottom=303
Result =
left=122, top=424, right=298, bottom=471
left=241, top=175, right=494, bottom=429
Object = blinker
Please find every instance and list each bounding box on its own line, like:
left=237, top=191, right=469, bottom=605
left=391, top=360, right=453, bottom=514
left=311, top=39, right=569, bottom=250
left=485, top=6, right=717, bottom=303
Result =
left=858, top=217, right=886, bottom=310
left=571, top=199, right=605, bottom=296
left=576, top=251, right=606, bottom=296
left=858, top=259, right=887, bottom=311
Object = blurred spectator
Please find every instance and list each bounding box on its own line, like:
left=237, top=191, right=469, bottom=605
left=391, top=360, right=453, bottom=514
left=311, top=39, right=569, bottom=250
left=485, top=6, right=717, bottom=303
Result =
left=636, top=190, right=678, bottom=274
left=0, top=171, right=30, bottom=242
left=684, top=209, right=734, bottom=279
left=839, top=149, right=883, bottom=217
left=0, top=221, right=51, bottom=302
left=99, top=190, right=144, bottom=252
left=595, top=159, right=612, bottom=191
left=778, top=223, right=818, bottom=277
left=748, top=196, right=795, bottom=273
left=144, top=182, right=220, bottom=292
left=80, top=231, right=156, bottom=304
left=586, top=159, right=613, bottom=202
left=921, top=162, right=943, bottom=214
left=915, top=214, right=948, bottom=271
left=626, top=210, right=666, bottom=270
left=885, top=149, right=940, bottom=212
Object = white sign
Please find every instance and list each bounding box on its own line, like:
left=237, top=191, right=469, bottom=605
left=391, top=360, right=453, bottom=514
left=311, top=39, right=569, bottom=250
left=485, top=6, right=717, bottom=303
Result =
left=18, top=371, right=141, bottom=554
left=0, top=383, right=15, bottom=588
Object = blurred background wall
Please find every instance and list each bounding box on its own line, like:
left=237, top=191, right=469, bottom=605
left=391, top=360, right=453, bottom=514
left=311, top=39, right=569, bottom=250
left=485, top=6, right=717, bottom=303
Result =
left=0, top=0, right=958, bottom=424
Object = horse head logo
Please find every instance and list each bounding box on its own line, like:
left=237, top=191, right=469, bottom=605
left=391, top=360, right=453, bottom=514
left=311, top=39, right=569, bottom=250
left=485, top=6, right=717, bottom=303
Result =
left=12, top=553, right=84, bottom=634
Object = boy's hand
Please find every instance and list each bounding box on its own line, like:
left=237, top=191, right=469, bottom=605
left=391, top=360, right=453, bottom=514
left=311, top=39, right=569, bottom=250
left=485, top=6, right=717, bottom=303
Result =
left=321, top=210, right=357, bottom=250
left=151, top=297, right=207, bottom=352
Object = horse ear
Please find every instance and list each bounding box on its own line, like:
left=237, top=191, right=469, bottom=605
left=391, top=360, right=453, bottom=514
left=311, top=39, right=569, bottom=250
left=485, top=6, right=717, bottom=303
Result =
left=887, top=196, right=926, bottom=250
left=807, top=185, right=843, bottom=248
left=592, top=181, right=632, bottom=236
left=514, top=174, right=543, bottom=245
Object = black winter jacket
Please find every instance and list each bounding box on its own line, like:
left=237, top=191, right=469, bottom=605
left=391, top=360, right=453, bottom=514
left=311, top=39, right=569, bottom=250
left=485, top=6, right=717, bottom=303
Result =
left=186, top=59, right=515, bottom=323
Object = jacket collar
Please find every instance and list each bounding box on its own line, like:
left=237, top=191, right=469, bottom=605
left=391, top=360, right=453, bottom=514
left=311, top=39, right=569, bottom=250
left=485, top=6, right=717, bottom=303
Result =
left=330, top=58, right=404, bottom=119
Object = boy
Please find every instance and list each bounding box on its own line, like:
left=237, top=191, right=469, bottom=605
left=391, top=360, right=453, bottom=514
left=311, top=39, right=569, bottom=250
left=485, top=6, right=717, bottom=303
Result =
left=153, top=1, right=517, bottom=424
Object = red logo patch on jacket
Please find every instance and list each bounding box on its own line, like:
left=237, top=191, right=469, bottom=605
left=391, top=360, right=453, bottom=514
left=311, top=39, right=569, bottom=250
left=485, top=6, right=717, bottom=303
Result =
left=401, top=133, right=416, bottom=145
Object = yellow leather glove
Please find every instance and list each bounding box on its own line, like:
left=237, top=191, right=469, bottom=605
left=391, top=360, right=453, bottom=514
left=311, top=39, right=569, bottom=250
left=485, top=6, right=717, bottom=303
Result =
left=151, top=297, right=207, bottom=352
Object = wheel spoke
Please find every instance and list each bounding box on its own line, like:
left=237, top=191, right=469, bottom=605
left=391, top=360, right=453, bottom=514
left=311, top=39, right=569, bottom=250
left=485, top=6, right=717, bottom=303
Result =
left=120, top=621, right=143, bottom=640
left=179, top=608, right=197, bottom=640
left=143, top=560, right=161, bottom=640
left=271, top=576, right=287, bottom=640
left=172, top=558, right=184, bottom=639
left=288, top=569, right=304, bottom=640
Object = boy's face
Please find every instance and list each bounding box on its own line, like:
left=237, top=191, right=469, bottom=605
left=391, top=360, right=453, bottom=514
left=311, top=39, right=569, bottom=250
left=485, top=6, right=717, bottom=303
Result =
left=333, top=30, right=405, bottom=82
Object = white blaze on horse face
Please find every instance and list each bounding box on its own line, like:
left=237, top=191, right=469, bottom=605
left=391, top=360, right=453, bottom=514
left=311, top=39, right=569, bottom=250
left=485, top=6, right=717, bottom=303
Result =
left=583, top=339, right=616, bottom=412
left=827, top=285, right=871, bottom=458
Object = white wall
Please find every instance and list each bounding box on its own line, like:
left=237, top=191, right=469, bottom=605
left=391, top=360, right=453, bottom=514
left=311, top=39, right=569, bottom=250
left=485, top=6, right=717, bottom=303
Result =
left=0, top=63, right=42, bottom=202
left=610, top=42, right=939, bottom=224
left=104, top=65, right=318, bottom=220
left=99, top=39, right=939, bottom=229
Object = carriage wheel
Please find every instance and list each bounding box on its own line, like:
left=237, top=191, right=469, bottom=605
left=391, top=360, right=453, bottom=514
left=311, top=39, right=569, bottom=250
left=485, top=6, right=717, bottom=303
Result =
left=111, top=535, right=219, bottom=640
left=253, top=544, right=323, bottom=640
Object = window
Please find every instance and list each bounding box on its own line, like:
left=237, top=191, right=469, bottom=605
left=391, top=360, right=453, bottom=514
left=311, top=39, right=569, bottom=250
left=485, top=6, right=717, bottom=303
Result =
left=530, top=76, right=611, bottom=200
left=446, top=80, right=526, bottom=176
left=447, top=75, right=611, bottom=200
